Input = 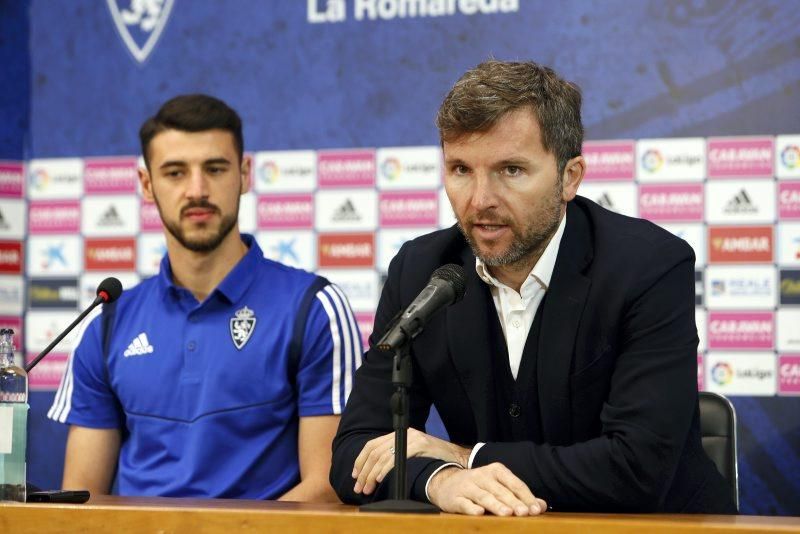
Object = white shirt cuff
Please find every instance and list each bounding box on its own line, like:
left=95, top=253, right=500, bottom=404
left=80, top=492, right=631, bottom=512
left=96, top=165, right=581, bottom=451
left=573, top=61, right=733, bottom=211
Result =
left=424, top=462, right=463, bottom=503
left=468, top=442, right=486, bottom=468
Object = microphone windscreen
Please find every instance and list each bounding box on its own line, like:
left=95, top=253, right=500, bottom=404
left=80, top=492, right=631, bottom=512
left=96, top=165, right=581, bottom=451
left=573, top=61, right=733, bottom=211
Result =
left=431, top=264, right=466, bottom=302
left=97, top=277, right=123, bottom=303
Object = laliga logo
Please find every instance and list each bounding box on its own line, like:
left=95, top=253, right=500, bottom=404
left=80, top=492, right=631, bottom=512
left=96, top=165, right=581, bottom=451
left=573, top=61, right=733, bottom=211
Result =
left=641, top=149, right=664, bottom=173
left=258, top=161, right=279, bottom=184
left=28, top=168, right=50, bottom=191
left=711, top=362, right=734, bottom=385
left=107, top=0, right=174, bottom=64
left=782, top=145, right=800, bottom=169
left=381, top=158, right=402, bottom=180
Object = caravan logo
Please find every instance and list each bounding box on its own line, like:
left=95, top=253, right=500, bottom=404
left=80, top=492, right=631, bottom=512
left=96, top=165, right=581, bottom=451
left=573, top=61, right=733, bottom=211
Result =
left=0, top=162, right=23, bottom=198
left=107, top=0, right=174, bottom=63
left=708, top=137, right=773, bottom=178
left=582, top=141, right=635, bottom=181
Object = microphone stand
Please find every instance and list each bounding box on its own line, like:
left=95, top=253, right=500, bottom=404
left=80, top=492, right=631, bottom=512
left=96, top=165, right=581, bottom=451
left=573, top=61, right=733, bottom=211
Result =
left=25, top=294, right=106, bottom=373
left=360, top=339, right=438, bottom=513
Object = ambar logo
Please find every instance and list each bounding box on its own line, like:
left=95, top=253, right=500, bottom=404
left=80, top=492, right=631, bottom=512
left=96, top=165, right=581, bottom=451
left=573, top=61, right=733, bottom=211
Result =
left=0, top=241, right=22, bottom=274
left=85, top=238, right=136, bottom=270
left=318, top=234, right=375, bottom=268
left=708, top=226, right=773, bottom=263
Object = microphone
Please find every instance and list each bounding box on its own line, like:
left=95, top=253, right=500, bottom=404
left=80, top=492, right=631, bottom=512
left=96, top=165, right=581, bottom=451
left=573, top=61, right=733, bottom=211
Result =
left=25, top=277, right=123, bottom=373
left=377, top=264, right=466, bottom=351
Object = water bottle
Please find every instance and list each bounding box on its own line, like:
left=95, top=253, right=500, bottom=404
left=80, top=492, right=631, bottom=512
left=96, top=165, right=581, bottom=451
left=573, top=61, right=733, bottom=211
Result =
left=0, top=328, right=27, bottom=502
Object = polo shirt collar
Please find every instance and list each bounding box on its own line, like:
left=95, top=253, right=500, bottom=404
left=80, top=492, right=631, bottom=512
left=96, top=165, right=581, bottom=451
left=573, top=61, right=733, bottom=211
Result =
left=157, top=234, right=262, bottom=304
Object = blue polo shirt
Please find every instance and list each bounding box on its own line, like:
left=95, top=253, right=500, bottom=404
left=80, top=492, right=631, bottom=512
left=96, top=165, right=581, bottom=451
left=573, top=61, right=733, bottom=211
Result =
left=48, top=235, right=362, bottom=499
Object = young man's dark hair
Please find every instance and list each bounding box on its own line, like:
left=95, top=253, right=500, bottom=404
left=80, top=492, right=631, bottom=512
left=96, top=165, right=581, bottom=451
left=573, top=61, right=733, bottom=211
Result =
left=139, top=94, right=244, bottom=168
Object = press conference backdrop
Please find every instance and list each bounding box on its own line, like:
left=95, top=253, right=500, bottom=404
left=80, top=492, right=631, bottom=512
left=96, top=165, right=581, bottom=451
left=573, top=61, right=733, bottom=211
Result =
left=0, top=0, right=798, bottom=515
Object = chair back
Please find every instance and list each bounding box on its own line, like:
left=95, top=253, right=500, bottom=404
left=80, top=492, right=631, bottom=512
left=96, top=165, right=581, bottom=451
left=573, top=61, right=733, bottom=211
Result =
left=698, top=391, right=739, bottom=511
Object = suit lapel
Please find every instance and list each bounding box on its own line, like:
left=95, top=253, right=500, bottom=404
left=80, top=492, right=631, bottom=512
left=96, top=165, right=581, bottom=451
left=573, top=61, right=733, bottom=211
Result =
left=537, top=202, right=593, bottom=445
left=446, top=245, right=496, bottom=440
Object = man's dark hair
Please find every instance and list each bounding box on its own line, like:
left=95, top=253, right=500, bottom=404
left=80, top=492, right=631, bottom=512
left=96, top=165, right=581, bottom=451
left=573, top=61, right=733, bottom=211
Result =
left=139, top=94, right=243, bottom=168
left=436, top=60, right=583, bottom=175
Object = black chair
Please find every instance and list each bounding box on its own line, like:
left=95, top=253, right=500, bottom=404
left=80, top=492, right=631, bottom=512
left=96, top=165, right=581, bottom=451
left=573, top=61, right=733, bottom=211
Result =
left=698, top=391, right=739, bottom=511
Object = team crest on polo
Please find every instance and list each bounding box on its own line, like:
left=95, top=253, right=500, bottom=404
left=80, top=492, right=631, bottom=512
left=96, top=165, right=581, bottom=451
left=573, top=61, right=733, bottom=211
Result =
left=230, top=306, right=256, bottom=350
left=106, top=0, right=174, bottom=63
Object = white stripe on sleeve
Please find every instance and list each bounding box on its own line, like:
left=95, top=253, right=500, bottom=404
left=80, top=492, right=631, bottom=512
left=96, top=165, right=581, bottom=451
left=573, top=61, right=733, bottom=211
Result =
left=315, top=290, right=343, bottom=414
left=47, top=306, right=103, bottom=423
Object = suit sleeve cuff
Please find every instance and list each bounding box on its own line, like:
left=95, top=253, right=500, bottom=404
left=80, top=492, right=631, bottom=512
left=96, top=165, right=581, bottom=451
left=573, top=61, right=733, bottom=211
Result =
left=424, top=463, right=463, bottom=503
left=468, top=442, right=486, bottom=468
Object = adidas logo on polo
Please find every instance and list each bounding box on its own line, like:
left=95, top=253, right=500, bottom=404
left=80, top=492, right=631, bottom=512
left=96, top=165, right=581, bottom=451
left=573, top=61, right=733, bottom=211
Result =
left=124, top=333, right=154, bottom=357
left=724, top=189, right=757, bottom=214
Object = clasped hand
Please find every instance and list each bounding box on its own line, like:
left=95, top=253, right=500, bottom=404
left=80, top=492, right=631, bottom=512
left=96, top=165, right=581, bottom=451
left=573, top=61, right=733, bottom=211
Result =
left=351, top=428, right=547, bottom=516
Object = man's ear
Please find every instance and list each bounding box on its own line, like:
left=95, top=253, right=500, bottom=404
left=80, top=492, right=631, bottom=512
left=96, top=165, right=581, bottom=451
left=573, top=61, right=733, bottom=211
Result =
left=139, top=166, right=155, bottom=202
left=240, top=155, right=251, bottom=195
left=561, top=155, right=586, bottom=202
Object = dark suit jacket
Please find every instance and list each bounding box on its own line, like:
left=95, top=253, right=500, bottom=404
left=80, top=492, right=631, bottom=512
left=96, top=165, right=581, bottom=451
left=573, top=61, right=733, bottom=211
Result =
left=331, top=196, right=735, bottom=513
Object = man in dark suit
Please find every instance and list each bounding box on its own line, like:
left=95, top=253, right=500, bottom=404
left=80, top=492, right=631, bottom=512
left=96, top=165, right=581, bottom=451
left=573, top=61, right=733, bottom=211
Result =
left=330, top=60, right=735, bottom=516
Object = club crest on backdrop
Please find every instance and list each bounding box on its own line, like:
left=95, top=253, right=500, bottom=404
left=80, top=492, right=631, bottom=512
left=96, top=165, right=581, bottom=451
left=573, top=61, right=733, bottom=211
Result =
left=230, top=306, right=256, bottom=350
left=107, top=0, right=174, bottom=64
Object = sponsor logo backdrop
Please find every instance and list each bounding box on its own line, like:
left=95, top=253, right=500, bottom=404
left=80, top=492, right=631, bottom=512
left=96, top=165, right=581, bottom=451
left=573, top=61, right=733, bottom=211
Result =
left=6, top=0, right=800, bottom=515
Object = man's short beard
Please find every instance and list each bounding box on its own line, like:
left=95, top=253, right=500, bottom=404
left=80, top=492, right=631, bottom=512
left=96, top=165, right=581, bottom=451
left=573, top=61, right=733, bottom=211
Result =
left=153, top=196, right=240, bottom=253
left=458, top=179, right=563, bottom=268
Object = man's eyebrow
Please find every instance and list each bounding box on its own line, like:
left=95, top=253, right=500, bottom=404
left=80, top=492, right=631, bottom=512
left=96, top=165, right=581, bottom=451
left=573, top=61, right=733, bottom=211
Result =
left=158, top=160, right=187, bottom=170
left=204, top=158, right=232, bottom=166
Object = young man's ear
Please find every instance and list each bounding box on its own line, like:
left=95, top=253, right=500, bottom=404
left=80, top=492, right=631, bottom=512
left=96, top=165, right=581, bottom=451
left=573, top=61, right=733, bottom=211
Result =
left=561, top=155, right=586, bottom=202
left=240, top=155, right=252, bottom=195
left=139, top=166, right=155, bottom=202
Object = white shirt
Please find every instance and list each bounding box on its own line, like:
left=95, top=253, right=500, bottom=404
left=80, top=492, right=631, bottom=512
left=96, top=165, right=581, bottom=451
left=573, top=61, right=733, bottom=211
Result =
left=425, top=213, right=567, bottom=500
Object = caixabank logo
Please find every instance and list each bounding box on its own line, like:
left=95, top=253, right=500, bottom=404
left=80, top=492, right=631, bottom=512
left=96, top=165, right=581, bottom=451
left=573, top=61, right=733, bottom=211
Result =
left=708, top=226, right=773, bottom=264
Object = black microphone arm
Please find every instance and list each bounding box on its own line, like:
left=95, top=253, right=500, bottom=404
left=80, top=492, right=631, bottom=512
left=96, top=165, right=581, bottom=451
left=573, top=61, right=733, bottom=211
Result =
left=25, top=277, right=123, bottom=373
left=376, top=263, right=466, bottom=351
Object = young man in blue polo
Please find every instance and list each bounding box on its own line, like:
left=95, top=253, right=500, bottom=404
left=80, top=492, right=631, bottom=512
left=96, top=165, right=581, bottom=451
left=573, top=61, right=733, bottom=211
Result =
left=49, top=94, right=362, bottom=501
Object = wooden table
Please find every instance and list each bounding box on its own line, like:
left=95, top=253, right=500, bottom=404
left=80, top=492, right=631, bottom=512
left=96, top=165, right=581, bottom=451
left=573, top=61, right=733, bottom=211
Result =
left=2, top=495, right=799, bottom=533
